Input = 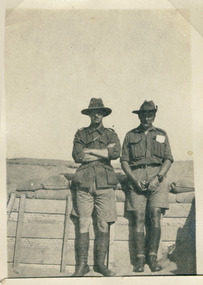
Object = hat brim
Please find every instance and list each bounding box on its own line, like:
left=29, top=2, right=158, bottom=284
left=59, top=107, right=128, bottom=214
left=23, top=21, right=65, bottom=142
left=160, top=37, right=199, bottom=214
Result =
left=132, top=110, right=140, bottom=114
left=81, top=107, right=112, bottom=117
left=132, top=108, right=158, bottom=115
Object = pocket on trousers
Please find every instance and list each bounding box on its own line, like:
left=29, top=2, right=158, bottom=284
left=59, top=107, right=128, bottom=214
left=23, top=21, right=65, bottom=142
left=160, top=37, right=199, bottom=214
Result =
left=105, top=168, right=118, bottom=185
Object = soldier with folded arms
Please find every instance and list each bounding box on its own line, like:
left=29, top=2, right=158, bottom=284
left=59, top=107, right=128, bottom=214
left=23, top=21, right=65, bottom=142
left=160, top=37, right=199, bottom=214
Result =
left=120, top=101, right=174, bottom=272
left=71, top=98, right=121, bottom=277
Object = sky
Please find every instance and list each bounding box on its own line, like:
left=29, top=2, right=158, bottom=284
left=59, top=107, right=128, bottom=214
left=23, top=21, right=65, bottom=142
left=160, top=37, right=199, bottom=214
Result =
left=5, top=8, right=193, bottom=161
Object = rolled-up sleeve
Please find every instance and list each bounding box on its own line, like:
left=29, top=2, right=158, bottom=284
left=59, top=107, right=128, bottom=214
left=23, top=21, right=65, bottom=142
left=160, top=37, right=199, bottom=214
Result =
left=163, top=134, right=174, bottom=163
left=107, top=131, right=121, bottom=160
left=120, top=134, right=130, bottom=163
left=72, top=130, right=85, bottom=163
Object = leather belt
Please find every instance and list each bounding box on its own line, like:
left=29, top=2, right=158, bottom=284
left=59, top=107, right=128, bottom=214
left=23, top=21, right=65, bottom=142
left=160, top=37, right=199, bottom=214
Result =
left=130, top=163, right=161, bottom=170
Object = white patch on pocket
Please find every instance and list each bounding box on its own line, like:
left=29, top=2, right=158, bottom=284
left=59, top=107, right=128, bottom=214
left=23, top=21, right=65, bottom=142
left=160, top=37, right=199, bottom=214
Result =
left=156, top=135, right=165, bottom=143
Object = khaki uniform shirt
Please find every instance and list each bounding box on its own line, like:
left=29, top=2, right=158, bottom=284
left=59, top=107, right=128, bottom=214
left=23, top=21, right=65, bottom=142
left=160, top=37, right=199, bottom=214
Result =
left=120, top=125, right=173, bottom=167
left=72, top=124, right=121, bottom=189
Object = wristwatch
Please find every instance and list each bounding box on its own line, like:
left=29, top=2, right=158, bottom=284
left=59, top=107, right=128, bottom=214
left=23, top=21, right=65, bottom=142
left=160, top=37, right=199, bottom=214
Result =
left=157, top=174, right=164, bottom=183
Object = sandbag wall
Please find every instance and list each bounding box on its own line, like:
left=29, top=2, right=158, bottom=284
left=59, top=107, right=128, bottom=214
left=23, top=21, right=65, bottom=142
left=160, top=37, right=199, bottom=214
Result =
left=7, top=159, right=195, bottom=276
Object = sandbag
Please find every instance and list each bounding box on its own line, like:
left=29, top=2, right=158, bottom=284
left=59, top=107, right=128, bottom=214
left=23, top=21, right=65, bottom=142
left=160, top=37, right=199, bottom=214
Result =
left=35, top=189, right=69, bottom=200
left=42, top=175, right=70, bottom=190
left=175, top=176, right=194, bottom=188
left=176, top=192, right=195, bottom=203
left=170, top=182, right=194, bottom=194
left=16, top=178, right=43, bottom=191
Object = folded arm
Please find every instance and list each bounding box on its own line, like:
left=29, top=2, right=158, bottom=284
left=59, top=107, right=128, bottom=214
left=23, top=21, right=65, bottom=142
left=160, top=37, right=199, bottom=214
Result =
left=83, top=143, right=115, bottom=159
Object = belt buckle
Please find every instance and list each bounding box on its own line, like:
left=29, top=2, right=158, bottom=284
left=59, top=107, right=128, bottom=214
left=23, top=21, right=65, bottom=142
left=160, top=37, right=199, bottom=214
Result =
left=142, top=164, right=147, bottom=169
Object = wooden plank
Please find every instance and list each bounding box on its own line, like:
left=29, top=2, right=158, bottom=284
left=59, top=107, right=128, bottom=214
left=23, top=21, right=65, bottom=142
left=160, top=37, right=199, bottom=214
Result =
left=8, top=238, right=95, bottom=266
left=114, top=191, right=177, bottom=203
left=162, top=217, right=187, bottom=227
left=12, top=198, right=66, bottom=214
left=7, top=213, right=65, bottom=239
left=7, top=193, right=16, bottom=222
left=113, top=217, right=187, bottom=241
left=8, top=212, right=188, bottom=242
left=12, top=196, right=191, bottom=217
left=162, top=225, right=190, bottom=241
left=114, top=216, right=186, bottom=227
left=8, top=217, right=185, bottom=242
left=60, top=196, right=69, bottom=272
left=162, top=218, right=187, bottom=241
left=164, top=203, right=193, bottom=218
left=7, top=212, right=95, bottom=239
left=13, top=194, right=26, bottom=271
left=117, top=202, right=193, bottom=218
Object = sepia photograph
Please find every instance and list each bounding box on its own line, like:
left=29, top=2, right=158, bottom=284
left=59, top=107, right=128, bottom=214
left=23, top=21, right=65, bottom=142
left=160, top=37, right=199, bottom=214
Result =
left=1, top=0, right=203, bottom=283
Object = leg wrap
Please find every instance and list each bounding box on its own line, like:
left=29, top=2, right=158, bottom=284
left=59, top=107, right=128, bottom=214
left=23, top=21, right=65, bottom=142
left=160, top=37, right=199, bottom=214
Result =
left=72, top=232, right=90, bottom=276
left=94, top=231, right=116, bottom=277
left=148, top=227, right=161, bottom=255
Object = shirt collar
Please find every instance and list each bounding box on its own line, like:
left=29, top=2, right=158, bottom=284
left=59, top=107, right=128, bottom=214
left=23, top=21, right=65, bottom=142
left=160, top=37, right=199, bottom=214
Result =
left=134, top=125, right=156, bottom=133
left=88, top=124, right=104, bottom=134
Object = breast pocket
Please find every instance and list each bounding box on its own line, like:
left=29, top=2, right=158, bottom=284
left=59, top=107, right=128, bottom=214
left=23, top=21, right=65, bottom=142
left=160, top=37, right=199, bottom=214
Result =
left=99, top=136, right=108, bottom=148
left=152, top=139, right=165, bottom=158
left=129, top=138, right=145, bottom=159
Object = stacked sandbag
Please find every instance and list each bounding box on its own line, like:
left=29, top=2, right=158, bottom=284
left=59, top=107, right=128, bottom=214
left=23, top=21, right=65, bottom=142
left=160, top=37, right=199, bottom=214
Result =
left=36, top=175, right=70, bottom=200
left=15, top=178, right=43, bottom=198
left=15, top=175, right=71, bottom=200
left=169, top=176, right=194, bottom=194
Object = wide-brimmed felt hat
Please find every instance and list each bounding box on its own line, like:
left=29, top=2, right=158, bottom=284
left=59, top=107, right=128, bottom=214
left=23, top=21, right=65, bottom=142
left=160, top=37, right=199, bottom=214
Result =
left=81, top=98, right=112, bottom=117
left=132, top=100, right=158, bottom=114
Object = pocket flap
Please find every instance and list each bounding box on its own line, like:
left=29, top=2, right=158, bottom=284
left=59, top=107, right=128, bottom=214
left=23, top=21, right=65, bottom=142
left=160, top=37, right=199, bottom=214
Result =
left=99, top=136, right=108, bottom=145
left=129, top=137, right=142, bottom=144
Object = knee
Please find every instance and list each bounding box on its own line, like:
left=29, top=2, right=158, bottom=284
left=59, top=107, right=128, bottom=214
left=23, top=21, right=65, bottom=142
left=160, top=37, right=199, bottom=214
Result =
left=149, top=208, right=161, bottom=228
left=79, top=217, right=91, bottom=233
left=132, top=211, right=145, bottom=229
left=97, top=220, right=108, bottom=233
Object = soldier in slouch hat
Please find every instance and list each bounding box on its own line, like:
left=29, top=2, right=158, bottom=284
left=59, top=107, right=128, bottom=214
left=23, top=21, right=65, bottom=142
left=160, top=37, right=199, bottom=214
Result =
left=71, top=98, right=121, bottom=277
left=120, top=101, right=173, bottom=273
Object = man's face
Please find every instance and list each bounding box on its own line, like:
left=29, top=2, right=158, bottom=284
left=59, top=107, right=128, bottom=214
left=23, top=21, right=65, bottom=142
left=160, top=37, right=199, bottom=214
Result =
left=139, top=110, right=156, bottom=128
left=89, top=109, right=104, bottom=125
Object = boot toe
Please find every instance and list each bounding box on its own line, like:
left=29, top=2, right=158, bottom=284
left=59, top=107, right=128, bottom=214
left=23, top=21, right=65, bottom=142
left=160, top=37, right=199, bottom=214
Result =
left=72, top=264, right=90, bottom=276
left=133, top=265, right=144, bottom=272
left=148, top=255, right=163, bottom=272
left=149, top=264, right=162, bottom=272
left=94, top=265, right=116, bottom=277
left=133, top=256, right=145, bottom=273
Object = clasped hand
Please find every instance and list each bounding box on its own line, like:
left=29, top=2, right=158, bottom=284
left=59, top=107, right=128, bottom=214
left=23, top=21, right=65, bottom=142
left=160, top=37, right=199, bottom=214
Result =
left=131, top=176, right=159, bottom=193
left=147, top=176, right=159, bottom=193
